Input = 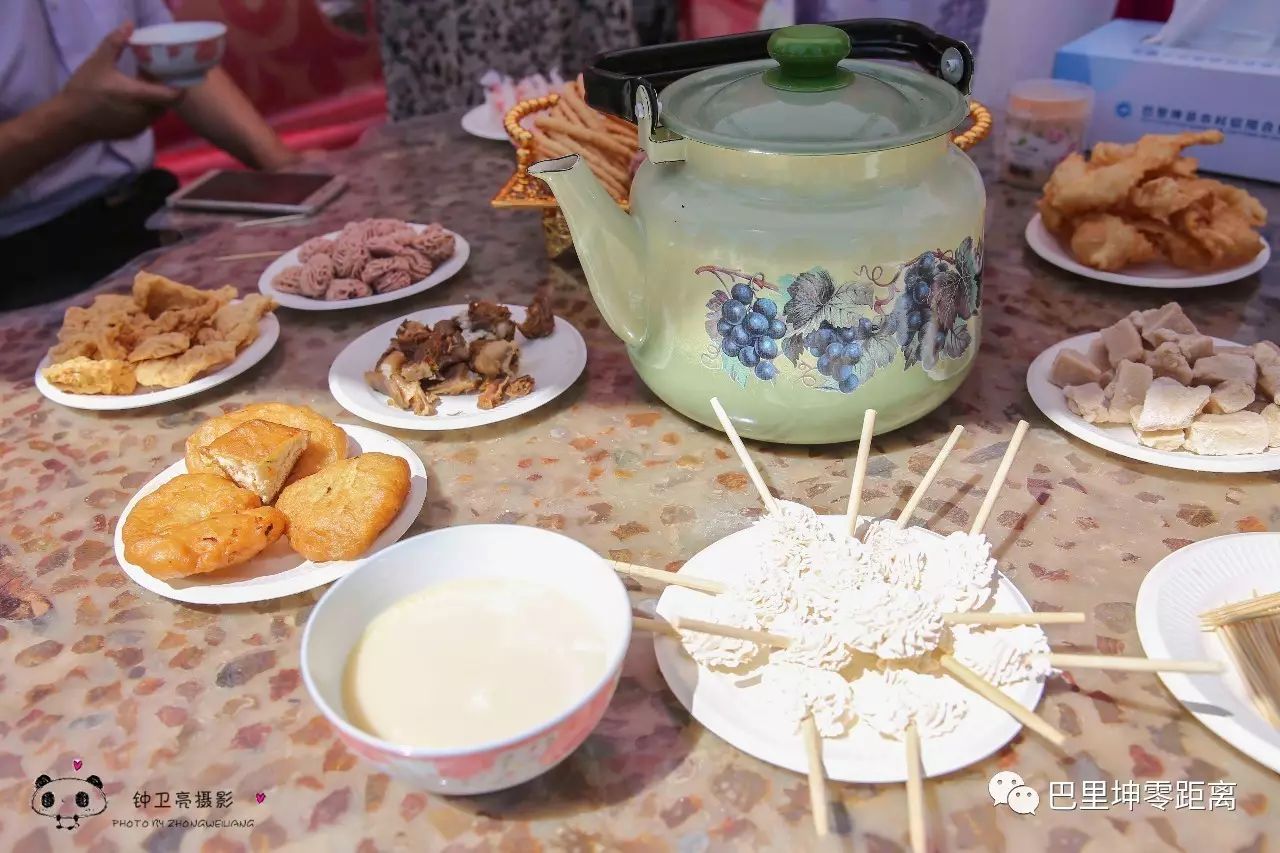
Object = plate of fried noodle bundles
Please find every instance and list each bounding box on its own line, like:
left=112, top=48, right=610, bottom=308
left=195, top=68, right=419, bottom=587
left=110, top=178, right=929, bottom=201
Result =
left=1026, top=130, right=1270, bottom=288
left=258, top=218, right=470, bottom=310
left=36, top=272, right=279, bottom=410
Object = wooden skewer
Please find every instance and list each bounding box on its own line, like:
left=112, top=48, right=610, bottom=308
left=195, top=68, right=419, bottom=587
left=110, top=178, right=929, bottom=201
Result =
left=234, top=212, right=307, bottom=229
left=709, top=397, right=780, bottom=516
left=612, top=562, right=727, bottom=594
left=668, top=615, right=791, bottom=648
left=845, top=409, right=877, bottom=535
left=214, top=250, right=284, bottom=262
left=632, top=615, right=678, bottom=637
left=969, top=420, right=1028, bottom=536
left=904, top=722, right=925, bottom=853
left=895, top=425, right=965, bottom=529
left=944, top=611, right=1086, bottom=626
left=1045, top=653, right=1223, bottom=674
left=939, top=654, right=1066, bottom=746
left=801, top=715, right=830, bottom=838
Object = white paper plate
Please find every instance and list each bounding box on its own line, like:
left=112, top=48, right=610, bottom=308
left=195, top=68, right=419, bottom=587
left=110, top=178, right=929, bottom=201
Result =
left=1027, top=332, right=1280, bottom=473
left=329, top=304, right=587, bottom=431
left=651, top=516, right=1045, bottom=783
left=1136, top=533, right=1280, bottom=775
left=1025, top=213, right=1270, bottom=289
left=257, top=224, right=470, bottom=311
left=114, top=424, right=427, bottom=605
left=35, top=311, right=279, bottom=411
left=461, top=104, right=510, bottom=141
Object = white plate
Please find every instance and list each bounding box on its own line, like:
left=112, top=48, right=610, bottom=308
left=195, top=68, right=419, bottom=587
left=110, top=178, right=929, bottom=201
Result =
left=257, top=224, right=470, bottom=311
left=1027, top=332, right=1280, bottom=473
left=34, top=311, right=279, bottom=411
left=461, top=104, right=510, bottom=141
left=328, top=304, right=587, bottom=431
left=651, top=516, right=1045, bottom=783
left=113, top=423, right=427, bottom=605
left=1136, top=533, right=1280, bottom=775
left=1025, top=213, right=1270, bottom=289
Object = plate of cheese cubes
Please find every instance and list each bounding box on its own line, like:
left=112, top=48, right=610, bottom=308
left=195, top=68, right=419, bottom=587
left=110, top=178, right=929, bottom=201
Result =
left=1028, top=302, right=1280, bottom=472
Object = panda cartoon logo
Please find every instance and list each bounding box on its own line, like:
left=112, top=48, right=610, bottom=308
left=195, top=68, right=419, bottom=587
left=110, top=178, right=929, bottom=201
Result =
left=31, top=773, right=108, bottom=830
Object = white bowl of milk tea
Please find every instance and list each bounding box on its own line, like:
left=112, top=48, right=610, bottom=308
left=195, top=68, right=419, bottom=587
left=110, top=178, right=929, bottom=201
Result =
left=301, top=524, right=632, bottom=794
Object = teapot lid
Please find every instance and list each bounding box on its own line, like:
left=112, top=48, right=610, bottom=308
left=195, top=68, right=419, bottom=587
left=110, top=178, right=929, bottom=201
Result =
left=656, top=24, right=969, bottom=155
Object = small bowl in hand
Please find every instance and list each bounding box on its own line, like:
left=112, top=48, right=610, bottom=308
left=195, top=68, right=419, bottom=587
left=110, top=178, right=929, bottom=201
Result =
left=128, top=21, right=227, bottom=88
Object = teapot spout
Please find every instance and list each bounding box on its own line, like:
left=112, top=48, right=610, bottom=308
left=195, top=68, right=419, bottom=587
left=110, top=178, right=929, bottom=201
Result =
left=529, top=154, right=646, bottom=347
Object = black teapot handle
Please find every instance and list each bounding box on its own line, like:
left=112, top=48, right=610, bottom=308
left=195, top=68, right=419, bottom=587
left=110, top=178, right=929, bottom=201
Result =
left=583, top=18, right=973, bottom=123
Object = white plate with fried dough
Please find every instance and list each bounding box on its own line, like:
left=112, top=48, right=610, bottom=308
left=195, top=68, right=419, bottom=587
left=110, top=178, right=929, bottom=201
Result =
left=328, top=303, right=587, bottom=431
left=114, top=423, right=427, bottom=605
left=1029, top=332, right=1280, bottom=473
left=34, top=308, right=280, bottom=412
left=1025, top=214, right=1270, bottom=289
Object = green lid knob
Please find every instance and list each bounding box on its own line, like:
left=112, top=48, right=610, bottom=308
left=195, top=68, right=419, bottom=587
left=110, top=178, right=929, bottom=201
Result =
left=764, top=25, right=854, bottom=93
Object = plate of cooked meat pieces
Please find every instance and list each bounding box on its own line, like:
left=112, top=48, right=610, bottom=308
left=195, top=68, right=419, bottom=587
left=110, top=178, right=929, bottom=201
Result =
left=1028, top=301, right=1280, bottom=472
left=328, top=293, right=587, bottom=430
left=115, top=402, right=427, bottom=604
left=258, top=217, right=469, bottom=310
left=1026, top=130, right=1269, bottom=288
left=36, top=272, right=279, bottom=410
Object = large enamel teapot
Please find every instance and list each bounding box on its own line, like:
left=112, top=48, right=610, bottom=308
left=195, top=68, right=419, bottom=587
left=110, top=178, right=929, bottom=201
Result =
left=530, top=20, right=985, bottom=444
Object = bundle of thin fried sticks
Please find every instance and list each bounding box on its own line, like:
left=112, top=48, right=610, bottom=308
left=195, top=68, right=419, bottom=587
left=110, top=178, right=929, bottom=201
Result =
left=1201, top=591, right=1280, bottom=728
left=530, top=78, right=640, bottom=203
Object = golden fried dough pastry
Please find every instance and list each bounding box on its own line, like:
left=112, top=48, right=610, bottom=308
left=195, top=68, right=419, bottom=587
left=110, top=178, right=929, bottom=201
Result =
left=41, top=357, right=137, bottom=395
left=186, top=402, right=348, bottom=484
left=127, top=331, right=190, bottom=362
left=134, top=341, right=238, bottom=388
left=197, top=294, right=276, bottom=349
left=122, top=473, right=286, bottom=578
left=128, top=507, right=287, bottom=579
left=133, top=271, right=235, bottom=316
left=1069, top=214, right=1158, bottom=271
left=203, top=419, right=308, bottom=503
left=275, top=453, right=410, bottom=561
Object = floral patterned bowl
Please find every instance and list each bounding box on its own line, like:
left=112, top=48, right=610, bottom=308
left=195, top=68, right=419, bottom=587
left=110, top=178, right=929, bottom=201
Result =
left=300, top=525, right=632, bottom=795
left=128, top=21, right=226, bottom=88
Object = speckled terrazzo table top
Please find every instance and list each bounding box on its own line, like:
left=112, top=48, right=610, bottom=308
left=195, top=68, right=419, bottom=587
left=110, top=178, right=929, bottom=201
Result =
left=2, top=111, right=1278, bottom=852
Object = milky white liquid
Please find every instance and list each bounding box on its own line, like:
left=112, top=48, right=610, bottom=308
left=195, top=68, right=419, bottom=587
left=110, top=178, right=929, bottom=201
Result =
left=343, top=578, right=609, bottom=750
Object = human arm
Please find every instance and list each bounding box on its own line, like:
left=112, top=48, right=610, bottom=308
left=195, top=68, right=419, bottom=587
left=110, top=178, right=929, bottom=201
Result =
left=0, top=23, right=180, bottom=197
left=173, top=67, right=297, bottom=171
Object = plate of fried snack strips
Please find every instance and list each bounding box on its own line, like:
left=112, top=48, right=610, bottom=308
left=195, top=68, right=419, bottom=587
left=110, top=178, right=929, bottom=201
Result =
left=36, top=272, right=279, bottom=410
left=1027, top=130, right=1270, bottom=288
left=258, top=218, right=469, bottom=310
left=328, top=294, right=587, bottom=430
left=1028, top=301, right=1280, bottom=472
left=114, top=402, right=427, bottom=604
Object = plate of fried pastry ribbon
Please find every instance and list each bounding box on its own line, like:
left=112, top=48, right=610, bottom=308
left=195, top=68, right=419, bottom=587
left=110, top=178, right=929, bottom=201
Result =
left=258, top=217, right=469, bottom=310
left=328, top=295, right=587, bottom=430
left=114, top=402, right=427, bottom=604
left=1027, top=130, right=1270, bottom=288
left=36, top=272, right=279, bottom=410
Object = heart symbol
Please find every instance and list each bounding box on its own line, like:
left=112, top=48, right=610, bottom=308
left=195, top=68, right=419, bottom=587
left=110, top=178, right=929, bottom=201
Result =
left=255, top=792, right=265, bottom=804
left=72, top=760, right=83, bottom=771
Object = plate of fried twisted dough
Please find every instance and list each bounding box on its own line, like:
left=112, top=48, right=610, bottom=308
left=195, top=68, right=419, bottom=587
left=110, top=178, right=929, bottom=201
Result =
left=36, top=272, right=279, bottom=410
left=1027, top=130, right=1270, bottom=288
left=114, top=402, right=427, bottom=604
left=258, top=218, right=469, bottom=310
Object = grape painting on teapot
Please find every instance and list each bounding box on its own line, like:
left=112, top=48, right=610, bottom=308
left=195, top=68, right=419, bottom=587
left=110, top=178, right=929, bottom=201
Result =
left=700, top=237, right=982, bottom=391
